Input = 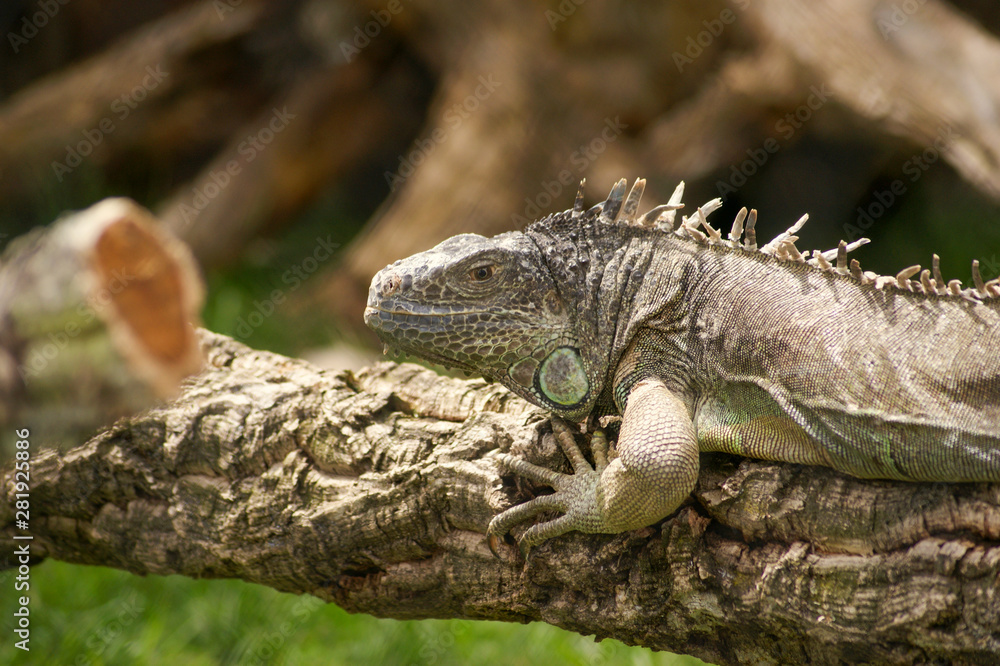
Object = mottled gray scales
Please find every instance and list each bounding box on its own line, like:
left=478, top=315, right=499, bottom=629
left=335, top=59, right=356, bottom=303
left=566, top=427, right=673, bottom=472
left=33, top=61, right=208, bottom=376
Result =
left=365, top=177, right=1000, bottom=553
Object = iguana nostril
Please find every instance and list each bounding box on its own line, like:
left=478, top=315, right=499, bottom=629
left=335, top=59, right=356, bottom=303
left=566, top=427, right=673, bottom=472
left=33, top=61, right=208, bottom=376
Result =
left=381, top=273, right=402, bottom=297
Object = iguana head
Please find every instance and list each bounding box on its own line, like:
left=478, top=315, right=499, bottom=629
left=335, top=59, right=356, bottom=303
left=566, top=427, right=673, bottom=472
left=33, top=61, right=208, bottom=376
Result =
left=364, top=178, right=689, bottom=419
left=364, top=228, right=600, bottom=417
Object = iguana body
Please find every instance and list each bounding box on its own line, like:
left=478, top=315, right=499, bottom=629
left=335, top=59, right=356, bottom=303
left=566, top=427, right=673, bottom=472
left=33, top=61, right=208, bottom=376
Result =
left=364, top=178, right=1000, bottom=552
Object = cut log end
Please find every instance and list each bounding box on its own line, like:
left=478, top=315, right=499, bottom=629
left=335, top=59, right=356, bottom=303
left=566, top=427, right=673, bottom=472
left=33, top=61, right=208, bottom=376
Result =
left=86, top=199, right=205, bottom=398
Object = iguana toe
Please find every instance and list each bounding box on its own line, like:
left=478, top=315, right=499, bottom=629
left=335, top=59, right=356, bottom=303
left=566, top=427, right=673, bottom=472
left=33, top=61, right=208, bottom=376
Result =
left=488, top=420, right=605, bottom=555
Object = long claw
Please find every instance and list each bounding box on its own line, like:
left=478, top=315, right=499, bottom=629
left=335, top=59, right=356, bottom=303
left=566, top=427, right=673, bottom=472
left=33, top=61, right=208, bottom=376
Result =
left=518, top=514, right=580, bottom=554
left=487, top=493, right=568, bottom=541
left=488, top=533, right=504, bottom=559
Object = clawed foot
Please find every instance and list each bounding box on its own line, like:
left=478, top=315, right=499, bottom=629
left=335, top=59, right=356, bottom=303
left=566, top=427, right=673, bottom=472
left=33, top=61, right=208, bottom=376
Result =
left=488, top=418, right=610, bottom=558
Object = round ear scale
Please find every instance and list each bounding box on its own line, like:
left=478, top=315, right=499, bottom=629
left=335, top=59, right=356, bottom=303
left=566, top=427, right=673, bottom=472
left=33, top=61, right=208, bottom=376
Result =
left=537, top=346, right=589, bottom=409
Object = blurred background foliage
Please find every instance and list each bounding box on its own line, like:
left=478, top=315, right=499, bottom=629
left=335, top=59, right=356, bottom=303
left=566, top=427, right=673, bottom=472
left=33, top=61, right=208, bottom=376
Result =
left=1, top=0, right=999, bottom=663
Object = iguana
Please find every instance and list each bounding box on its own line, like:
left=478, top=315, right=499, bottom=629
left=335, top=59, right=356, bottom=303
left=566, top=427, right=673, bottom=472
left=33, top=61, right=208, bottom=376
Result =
left=364, top=177, right=1000, bottom=554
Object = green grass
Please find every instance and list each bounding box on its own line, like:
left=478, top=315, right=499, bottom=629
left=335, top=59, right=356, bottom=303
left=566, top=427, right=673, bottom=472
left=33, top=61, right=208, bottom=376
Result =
left=0, top=561, right=709, bottom=665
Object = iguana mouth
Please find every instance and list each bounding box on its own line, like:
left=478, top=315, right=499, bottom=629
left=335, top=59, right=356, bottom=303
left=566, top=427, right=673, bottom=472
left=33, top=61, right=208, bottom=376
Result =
left=363, top=306, right=479, bottom=372
left=364, top=306, right=497, bottom=319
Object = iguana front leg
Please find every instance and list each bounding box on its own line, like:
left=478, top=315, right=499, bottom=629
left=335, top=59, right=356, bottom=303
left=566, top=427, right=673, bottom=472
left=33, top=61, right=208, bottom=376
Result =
left=488, top=379, right=699, bottom=555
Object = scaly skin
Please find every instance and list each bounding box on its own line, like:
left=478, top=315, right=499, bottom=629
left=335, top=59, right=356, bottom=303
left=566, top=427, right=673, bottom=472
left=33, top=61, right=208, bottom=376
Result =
left=365, top=177, right=1000, bottom=553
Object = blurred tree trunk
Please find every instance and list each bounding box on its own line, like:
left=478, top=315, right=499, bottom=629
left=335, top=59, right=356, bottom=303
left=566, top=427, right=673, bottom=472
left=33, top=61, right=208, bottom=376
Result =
left=2, top=330, right=999, bottom=665
left=320, top=0, right=1000, bottom=328
left=4, top=0, right=1000, bottom=330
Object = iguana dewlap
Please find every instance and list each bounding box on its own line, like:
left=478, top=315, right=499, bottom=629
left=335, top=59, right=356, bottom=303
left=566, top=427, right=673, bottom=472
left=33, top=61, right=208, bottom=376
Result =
left=364, top=177, right=1000, bottom=553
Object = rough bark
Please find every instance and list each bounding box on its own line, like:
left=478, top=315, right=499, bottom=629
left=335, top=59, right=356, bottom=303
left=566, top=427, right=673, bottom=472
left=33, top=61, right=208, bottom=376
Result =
left=2, top=330, right=998, bottom=665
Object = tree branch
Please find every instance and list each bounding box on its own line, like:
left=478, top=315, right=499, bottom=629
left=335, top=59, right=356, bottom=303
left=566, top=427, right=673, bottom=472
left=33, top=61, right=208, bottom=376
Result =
left=2, top=330, right=999, bottom=664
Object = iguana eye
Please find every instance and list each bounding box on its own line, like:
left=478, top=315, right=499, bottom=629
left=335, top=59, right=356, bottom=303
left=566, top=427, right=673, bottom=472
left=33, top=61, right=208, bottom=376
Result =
left=469, top=265, right=496, bottom=281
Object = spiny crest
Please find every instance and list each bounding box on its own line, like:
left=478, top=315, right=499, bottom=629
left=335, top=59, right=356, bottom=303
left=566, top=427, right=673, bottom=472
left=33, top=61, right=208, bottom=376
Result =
left=574, top=177, right=1000, bottom=302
